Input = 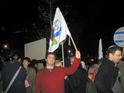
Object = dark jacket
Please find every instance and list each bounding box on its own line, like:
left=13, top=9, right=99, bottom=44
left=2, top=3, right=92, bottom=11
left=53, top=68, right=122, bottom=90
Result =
left=65, top=64, right=88, bottom=93
left=1, top=62, right=27, bottom=93
left=94, top=58, right=119, bottom=93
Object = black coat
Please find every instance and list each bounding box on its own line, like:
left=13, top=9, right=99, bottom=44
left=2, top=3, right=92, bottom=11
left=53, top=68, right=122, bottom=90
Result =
left=94, top=58, right=119, bottom=93
left=1, top=62, right=27, bottom=93
left=65, top=64, right=88, bottom=93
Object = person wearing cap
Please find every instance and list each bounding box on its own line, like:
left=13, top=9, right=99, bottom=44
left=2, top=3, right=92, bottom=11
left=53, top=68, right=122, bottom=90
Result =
left=35, top=50, right=81, bottom=93
left=94, top=45, right=123, bottom=93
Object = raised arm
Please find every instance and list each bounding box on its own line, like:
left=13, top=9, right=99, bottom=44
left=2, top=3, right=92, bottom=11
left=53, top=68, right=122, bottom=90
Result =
left=63, top=50, right=81, bottom=75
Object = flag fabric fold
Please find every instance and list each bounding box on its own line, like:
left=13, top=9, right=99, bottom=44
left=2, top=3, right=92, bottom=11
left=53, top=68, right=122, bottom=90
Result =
left=98, top=38, right=103, bottom=60
left=48, top=7, right=71, bottom=52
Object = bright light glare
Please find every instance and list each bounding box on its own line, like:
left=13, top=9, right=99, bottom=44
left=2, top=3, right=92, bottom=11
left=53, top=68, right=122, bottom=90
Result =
left=3, top=44, right=8, bottom=49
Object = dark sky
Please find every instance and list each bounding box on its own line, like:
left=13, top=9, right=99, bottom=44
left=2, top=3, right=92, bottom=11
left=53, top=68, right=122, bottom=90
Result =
left=0, top=0, right=124, bottom=57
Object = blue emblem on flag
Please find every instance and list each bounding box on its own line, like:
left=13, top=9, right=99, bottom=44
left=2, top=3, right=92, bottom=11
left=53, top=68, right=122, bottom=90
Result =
left=51, top=19, right=62, bottom=46
left=53, top=19, right=61, bottom=38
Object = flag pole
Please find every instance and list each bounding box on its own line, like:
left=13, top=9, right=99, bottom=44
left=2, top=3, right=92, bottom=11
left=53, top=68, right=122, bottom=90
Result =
left=69, top=34, right=78, bottom=51
left=61, top=42, right=65, bottom=67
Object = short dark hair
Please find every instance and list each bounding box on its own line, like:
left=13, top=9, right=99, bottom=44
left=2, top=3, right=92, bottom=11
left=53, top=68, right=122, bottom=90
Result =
left=106, top=45, right=123, bottom=56
left=46, top=52, right=56, bottom=59
left=22, top=57, right=31, bottom=63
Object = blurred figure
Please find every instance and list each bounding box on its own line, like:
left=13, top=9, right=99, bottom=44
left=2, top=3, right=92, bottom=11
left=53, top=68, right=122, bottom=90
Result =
left=65, top=55, right=88, bottom=93
left=13, top=53, right=22, bottom=63
left=88, top=64, right=100, bottom=82
left=31, top=59, right=44, bottom=72
left=86, top=64, right=100, bottom=93
left=1, top=57, right=27, bottom=93
left=0, top=57, right=4, bottom=93
left=22, top=57, right=36, bottom=93
left=55, top=59, right=63, bottom=67
left=117, top=59, right=124, bottom=93
left=35, top=62, right=44, bottom=71
left=94, top=45, right=122, bottom=93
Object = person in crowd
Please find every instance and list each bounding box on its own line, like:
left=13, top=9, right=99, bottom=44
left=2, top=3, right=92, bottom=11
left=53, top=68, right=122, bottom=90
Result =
left=88, top=64, right=100, bottom=82
left=1, top=55, right=27, bottom=93
left=66, top=55, right=88, bottom=93
left=0, top=57, right=4, bottom=93
left=86, top=64, right=100, bottom=93
left=35, top=50, right=81, bottom=93
left=114, top=58, right=124, bottom=93
left=32, top=59, right=45, bottom=72
left=21, top=57, right=36, bottom=93
left=55, top=59, right=63, bottom=67
left=94, top=45, right=123, bottom=93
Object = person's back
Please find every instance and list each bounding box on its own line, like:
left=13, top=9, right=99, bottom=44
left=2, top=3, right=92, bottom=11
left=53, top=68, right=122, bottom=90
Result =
left=27, top=67, right=36, bottom=93
left=94, top=45, right=122, bottom=93
left=95, top=58, right=118, bottom=93
left=86, top=79, right=97, bottom=93
left=67, top=64, right=87, bottom=93
left=1, top=62, right=27, bottom=93
left=117, top=61, right=124, bottom=93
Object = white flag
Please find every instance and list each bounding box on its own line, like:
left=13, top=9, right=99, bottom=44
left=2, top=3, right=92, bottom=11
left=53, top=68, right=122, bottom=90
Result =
left=98, top=38, right=103, bottom=59
left=48, top=7, right=71, bottom=52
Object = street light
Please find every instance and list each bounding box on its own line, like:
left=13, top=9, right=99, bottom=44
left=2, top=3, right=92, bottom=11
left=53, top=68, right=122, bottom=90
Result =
left=3, top=44, right=8, bottom=49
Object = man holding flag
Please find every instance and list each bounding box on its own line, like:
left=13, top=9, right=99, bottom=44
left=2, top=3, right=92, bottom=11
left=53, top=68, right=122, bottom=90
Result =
left=35, top=7, right=81, bottom=93
left=35, top=50, right=80, bottom=93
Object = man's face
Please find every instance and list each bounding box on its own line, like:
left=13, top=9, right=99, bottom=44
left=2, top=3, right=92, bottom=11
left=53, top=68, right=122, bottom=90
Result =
left=22, top=60, right=29, bottom=68
left=109, top=50, right=122, bottom=64
left=47, top=54, right=55, bottom=65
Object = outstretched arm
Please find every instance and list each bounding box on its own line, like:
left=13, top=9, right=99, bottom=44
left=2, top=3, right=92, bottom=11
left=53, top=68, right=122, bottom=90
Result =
left=63, top=50, right=81, bottom=75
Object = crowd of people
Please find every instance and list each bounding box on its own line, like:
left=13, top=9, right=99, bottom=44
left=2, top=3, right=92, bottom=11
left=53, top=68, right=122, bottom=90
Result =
left=0, top=45, right=124, bottom=93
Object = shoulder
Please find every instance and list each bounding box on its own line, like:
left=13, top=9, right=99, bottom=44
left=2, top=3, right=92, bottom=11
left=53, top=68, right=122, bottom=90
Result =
left=54, top=66, right=66, bottom=73
left=37, top=69, right=46, bottom=74
left=100, top=59, right=112, bottom=67
left=98, top=59, right=114, bottom=73
left=54, top=66, right=64, bottom=72
left=28, top=67, right=36, bottom=72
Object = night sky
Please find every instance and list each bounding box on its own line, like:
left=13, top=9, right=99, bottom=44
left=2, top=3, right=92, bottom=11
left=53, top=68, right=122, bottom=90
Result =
left=0, top=0, right=124, bottom=57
